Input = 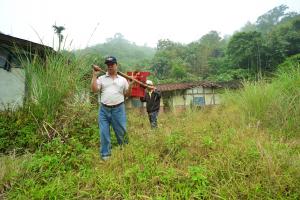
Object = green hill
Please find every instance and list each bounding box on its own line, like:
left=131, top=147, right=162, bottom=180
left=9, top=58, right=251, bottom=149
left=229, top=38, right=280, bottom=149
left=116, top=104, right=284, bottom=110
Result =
left=76, top=33, right=155, bottom=71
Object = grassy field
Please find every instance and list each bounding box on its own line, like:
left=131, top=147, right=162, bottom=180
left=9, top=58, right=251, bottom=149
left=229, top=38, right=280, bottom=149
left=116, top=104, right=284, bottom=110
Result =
left=1, top=104, right=299, bottom=199
left=0, top=54, right=299, bottom=199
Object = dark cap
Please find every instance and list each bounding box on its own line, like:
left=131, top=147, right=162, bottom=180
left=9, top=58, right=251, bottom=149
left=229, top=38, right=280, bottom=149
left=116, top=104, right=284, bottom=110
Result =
left=104, top=56, right=117, bottom=65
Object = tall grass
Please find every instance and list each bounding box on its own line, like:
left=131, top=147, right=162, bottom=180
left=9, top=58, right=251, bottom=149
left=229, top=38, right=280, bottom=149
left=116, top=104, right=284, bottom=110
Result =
left=2, top=109, right=299, bottom=199
left=223, top=64, right=300, bottom=135
left=0, top=51, right=94, bottom=153
left=1, top=54, right=299, bottom=199
left=24, top=53, right=81, bottom=120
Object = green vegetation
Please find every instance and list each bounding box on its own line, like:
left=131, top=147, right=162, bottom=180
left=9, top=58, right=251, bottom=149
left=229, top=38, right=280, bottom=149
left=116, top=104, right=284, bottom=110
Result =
left=76, top=33, right=155, bottom=72
left=76, top=5, right=300, bottom=84
left=1, top=52, right=299, bottom=199
left=52, top=25, right=66, bottom=52
left=224, top=64, right=300, bottom=136
left=1, top=4, right=300, bottom=199
left=150, top=6, right=300, bottom=83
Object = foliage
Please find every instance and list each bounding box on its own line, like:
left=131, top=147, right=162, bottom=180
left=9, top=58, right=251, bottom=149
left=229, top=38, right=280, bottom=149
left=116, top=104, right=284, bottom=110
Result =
left=264, top=15, right=300, bottom=70
left=76, top=33, right=155, bottom=72
left=72, top=6, right=299, bottom=83
left=1, top=54, right=300, bottom=198
left=151, top=32, right=227, bottom=81
left=185, top=31, right=226, bottom=79
left=0, top=51, right=99, bottom=154
left=149, top=5, right=299, bottom=83
left=256, top=5, right=290, bottom=32
left=227, top=31, right=266, bottom=79
left=151, top=39, right=186, bottom=79
left=1, top=102, right=300, bottom=199
left=208, top=68, right=250, bottom=81
left=151, top=50, right=172, bottom=79
left=23, top=52, right=85, bottom=121
left=171, top=59, right=187, bottom=79
left=223, top=58, right=300, bottom=134
left=2, top=5, right=300, bottom=199
left=277, top=53, right=300, bottom=71
left=0, top=108, right=41, bottom=154
left=240, top=21, right=257, bottom=32
left=52, top=25, right=65, bottom=52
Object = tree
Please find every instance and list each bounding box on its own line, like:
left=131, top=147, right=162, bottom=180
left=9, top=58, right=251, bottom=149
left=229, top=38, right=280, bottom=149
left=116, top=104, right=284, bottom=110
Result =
left=171, top=58, right=188, bottom=79
left=256, top=5, right=288, bottom=32
left=79, top=33, right=155, bottom=71
left=151, top=40, right=186, bottom=79
left=227, top=31, right=266, bottom=79
left=265, top=16, right=300, bottom=70
left=281, top=17, right=300, bottom=56
left=52, top=25, right=65, bottom=51
left=151, top=51, right=171, bottom=79
left=185, top=31, right=225, bottom=79
left=240, top=21, right=257, bottom=32
left=156, top=39, right=176, bottom=50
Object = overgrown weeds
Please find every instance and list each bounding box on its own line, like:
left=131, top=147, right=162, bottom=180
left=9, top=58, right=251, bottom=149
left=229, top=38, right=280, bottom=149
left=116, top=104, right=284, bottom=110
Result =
left=0, top=55, right=299, bottom=199
left=223, top=62, right=300, bottom=136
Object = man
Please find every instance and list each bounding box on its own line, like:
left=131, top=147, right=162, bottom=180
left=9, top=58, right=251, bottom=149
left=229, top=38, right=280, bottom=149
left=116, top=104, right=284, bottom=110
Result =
left=140, top=80, right=161, bottom=128
left=91, top=56, right=132, bottom=160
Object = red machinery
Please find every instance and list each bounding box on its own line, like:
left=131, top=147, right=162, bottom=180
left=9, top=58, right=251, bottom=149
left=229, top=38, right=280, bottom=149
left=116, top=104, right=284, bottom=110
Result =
left=126, top=71, right=150, bottom=97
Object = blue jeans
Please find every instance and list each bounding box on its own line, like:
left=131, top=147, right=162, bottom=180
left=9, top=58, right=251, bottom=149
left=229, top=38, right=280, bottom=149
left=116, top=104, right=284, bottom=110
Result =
left=98, top=103, right=127, bottom=157
left=148, top=110, right=159, bottom=128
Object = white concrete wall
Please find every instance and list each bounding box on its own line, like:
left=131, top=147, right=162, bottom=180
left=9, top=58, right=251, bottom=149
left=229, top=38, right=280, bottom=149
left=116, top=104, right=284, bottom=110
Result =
left=173, top=95, right=185, bottom=106
left=0, top=68, right=25, bottom=110
left=161, top=86, right=222, bottom=108
left=204, top=94, right=215, bottom=105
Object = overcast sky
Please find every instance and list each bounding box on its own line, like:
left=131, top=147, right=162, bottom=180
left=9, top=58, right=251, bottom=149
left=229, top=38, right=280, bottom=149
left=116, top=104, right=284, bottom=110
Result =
left=1, top=0, right=299, bottom=50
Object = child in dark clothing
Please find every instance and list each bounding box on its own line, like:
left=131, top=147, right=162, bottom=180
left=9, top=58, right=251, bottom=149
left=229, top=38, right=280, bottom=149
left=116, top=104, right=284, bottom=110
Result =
left=140, top=80, right=161, bottom=128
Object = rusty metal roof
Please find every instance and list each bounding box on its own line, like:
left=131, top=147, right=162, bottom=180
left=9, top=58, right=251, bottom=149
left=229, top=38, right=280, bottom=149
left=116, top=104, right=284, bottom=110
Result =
left=157, top=81, right=222, bottom=92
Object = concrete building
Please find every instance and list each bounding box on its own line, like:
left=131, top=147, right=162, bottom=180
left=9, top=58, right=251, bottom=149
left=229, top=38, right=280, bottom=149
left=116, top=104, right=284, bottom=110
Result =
left=0, top=33, right=53, bottom=110
left=126, top=81, right=241, bottom=112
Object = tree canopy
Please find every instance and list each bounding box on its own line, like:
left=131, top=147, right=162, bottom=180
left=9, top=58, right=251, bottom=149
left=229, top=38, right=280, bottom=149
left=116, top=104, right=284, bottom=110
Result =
left=75, top=5, right=300, bottom=83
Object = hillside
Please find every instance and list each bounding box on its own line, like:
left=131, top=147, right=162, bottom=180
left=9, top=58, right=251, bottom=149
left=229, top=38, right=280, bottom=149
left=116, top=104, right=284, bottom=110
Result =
left=76, top=33, right=155, bottom=71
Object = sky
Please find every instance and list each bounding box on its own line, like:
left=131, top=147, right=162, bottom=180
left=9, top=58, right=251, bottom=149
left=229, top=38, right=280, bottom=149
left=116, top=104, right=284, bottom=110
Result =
left=1, top=0, right=300, bottom=50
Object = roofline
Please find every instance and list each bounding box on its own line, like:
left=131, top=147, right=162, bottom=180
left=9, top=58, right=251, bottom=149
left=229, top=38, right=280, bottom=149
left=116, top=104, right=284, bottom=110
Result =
left=156, top=80, right=242, bottom=92
left=156, top=81, right=222, bottom=92
left=0, top=33, right=54, bottom=53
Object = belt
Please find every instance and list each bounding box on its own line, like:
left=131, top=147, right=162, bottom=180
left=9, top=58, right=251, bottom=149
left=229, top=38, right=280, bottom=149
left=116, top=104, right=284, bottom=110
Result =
left=102, top=102, right=124, bottom=108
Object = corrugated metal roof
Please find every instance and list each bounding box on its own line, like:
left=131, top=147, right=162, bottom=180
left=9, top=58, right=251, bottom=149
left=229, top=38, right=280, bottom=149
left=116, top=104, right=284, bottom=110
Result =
left=156, top=81, right=222, bottom=92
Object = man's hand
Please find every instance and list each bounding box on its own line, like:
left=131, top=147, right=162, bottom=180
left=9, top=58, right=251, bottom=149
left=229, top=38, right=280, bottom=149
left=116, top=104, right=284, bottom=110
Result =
left=125, top=80, right=134, bottom=97
left=148, top=85, right=156, bottom=90
left=128, top=80, right=135, bottom=91
left=92, top=64, right=101, bottom=77
left=91, top=64, right=102, bottom=93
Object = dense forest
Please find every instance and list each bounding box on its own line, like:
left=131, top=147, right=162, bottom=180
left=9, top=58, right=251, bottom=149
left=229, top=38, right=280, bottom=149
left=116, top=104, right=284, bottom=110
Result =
left=76, top=5, right=300, bottom=83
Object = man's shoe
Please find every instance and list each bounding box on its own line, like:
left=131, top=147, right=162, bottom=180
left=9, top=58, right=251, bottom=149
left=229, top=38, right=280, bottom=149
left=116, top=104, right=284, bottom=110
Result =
left=102, top=156, right=110, bottom=161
